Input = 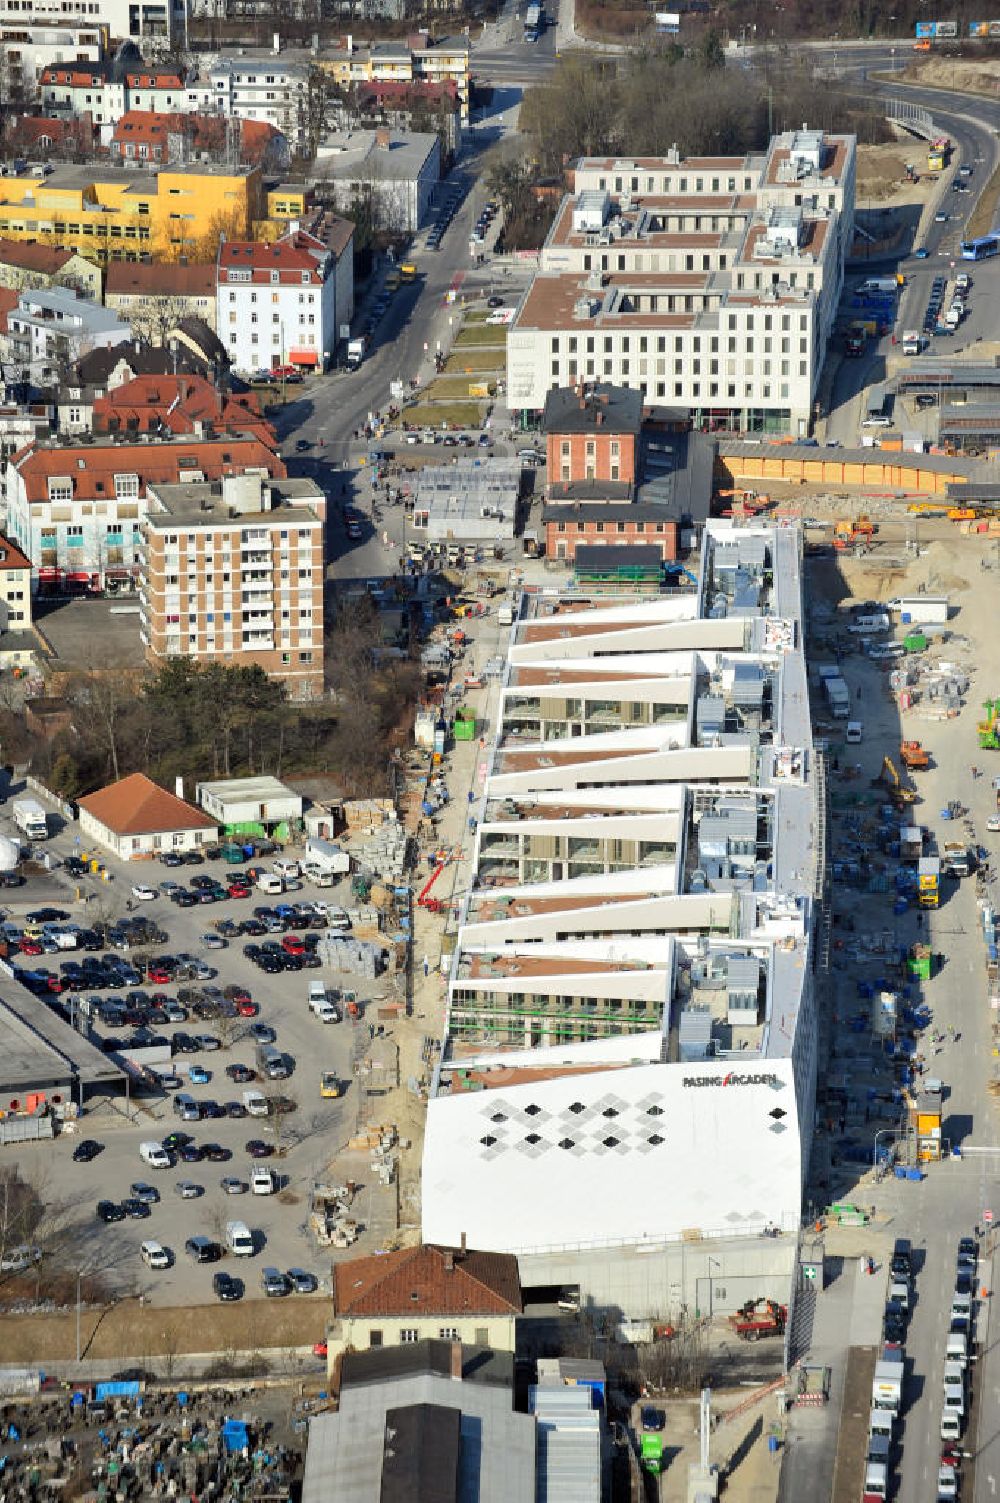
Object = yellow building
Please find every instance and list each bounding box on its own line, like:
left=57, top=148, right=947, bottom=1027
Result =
left=0, top=163, right=263, bottom=269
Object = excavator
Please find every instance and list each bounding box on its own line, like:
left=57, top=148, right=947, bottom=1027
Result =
left=873, top=755, right=919, bottom=805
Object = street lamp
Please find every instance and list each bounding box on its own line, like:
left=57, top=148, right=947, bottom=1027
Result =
left=873, top=1127, right=896, bottom=1172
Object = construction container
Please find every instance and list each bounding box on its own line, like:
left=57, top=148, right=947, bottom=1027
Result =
left=454, top=709, right=476, bottom=741
left=904, top=633, right=928, bottom=654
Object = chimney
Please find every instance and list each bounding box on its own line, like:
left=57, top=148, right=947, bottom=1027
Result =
left=450, top=1339, right=462, bottom=1380
left=596, top=409, right=603, bottom=426
left=460, top=1230, right=467, bottom=1257
left=375, top=127, right=391, bottom=151
left=443, top=1249, right=454, bottom=1272
left=175, top=775, right=184, bottom=800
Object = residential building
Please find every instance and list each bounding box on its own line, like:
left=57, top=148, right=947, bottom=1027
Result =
left=217, top=232, right=346, bottom=374
left=421, top=523, right=821, bottom=1324
left=109, top=110, right=287, bottom=172
left=0, top=162, right=263, bottom=267
left=207, top=57, right=314, bottom=147
left=0, top=532, right=36, bottom=669
left=78, top=772, right=219, bottom=861
left=0, top=20, right=101, bottom=105
left=165, top=316, right=229, bottom=374
left=5, top=433, right=285, bottom=592
left=4, top=287, right=131, bottom=385
left=0, top=240, right=102, bottom=302
left=322, top=32, right=471, bottom=123
left=4, top=114, right=96, bottom=160
left=141, top=471, right=325, bottom=699
left=302, top=1340, right=534, bottom=1503
left=0, top=0, right=183, bottom=56
left=541, top=382, right=714, bottom=562
left=325, top=1244, right=522, bottom=1368
left=336, top=79, right=461, bottom=157
left=75, top=336, right=219, bottom=395
left=315, top=126, right=440, bottom=232
left=104, top=261, right=217, bottom=342
left=92, top=373, right=274, bottom=444
left=507, top=128, right=857, bottom=436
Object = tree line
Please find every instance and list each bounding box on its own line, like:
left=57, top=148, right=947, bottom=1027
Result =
left=21, top=601, right=419, bottom=803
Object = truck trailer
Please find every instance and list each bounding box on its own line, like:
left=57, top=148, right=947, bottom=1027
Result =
left=13, top=798, right=48, bottom=841
left=889, top=595, right=949, bottom=625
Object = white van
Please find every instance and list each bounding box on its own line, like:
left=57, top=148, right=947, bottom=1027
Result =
left=226, top=1220, right=254, bottom=1256
left=308, top=980, right=328, bottom=1008
left=301, top=863, right=334, bottom=887
left=243, top=1088, right=269, bottom=1117
left=257, top=872, right=284, bottom=895
left=273, top=858, right=300, bottom=879
left=140, top=1240, right=170, bottom=1269
left=139, top=1140, right=172, bottom=1169
left=251, top=1167, right=276, bottom=1195
left=943, top=1380, right=964, bottom=1418
left=941, top=1410, right=962, bottom=1442
left=846, top=721, right=863, bottom=744
left=946, top=1330, right=968, bottom=1365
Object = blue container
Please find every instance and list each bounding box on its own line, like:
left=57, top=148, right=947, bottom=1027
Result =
left=906, top=1168, right=923, bottom=1181
left=895, top=1166, right=908, bottom=1179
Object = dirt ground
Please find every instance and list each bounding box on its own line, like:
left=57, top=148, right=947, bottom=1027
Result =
left=650, top=1385, right=784, bottom=1501
left=856, top=140, right=936, bottom=207
left=900, top=55, right=1000, bottom=96
left=0, top=1294, right=324, bottom=1365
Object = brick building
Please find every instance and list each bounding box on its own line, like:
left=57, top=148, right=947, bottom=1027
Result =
left=543, top=382, right=642, bottom=487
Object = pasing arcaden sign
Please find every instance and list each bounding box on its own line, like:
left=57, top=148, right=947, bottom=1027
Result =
left=682, top=1071, right=781, bottom=1088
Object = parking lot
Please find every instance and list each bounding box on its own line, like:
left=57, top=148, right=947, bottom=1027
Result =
left=0, top=815, right=403, bottom=1310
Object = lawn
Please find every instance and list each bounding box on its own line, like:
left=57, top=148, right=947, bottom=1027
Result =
left=426, top=376, right=496, bottom=399
left=453, top=325, right=507, bottom=349
left=401, top=401, right=485, bottom=429
left=444, top=349, right=506, bottom=374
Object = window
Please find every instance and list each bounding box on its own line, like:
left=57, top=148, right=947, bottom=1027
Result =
left=439, top=1327, right=460, bottom=1340
left=399, top=1328, right=419, bottom=1343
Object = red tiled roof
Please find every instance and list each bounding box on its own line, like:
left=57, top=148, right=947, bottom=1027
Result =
left=105, top=261, right=215, bottom=299
left=79, top=772, right=217, bottom=837
left=40, top=64, right=111, bottom=87
left=93, top=373, right=274, bottom=444
left=0, top=287, right=19, bottom=336
left=125, top=70, right=186, bottom=88
left=11, top=436, right=285, bottom=505
left=357, top=78, right=457, bottom=106
left=111, top=110, right=175, bottom=148
left=0, top=239, right=74, bottom=275
left=0, top=534, right=31, bottom=572
left=219, top=239, right=324, bottom=286
left=333, top=1244, right=522, bottom=1319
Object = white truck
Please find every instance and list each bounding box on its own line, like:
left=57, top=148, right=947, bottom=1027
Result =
left=872, top=1344, right=904, bottom=1414
left=304, top=837, right=350, bottom=874
left=13, top=798, right=48, bottom=841
left=346, top=336, right=367, bottom=371
left=825, top=676, right=851, bottom=719
left=888, top=595, right=949, bottom=625
left=901, top=329, right=923, bottom=355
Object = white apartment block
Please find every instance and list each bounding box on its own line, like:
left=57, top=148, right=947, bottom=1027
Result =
left=209, top=58, right=312, bottom=146
left=4, top=287, right=131, bottom=385
left=508, top=128, right=856, bottom=437
left=0, top=21, right=101, bottom=102
left=0, top=0, right=182, bottom=51
left=217, top=233, right=339, bottom=375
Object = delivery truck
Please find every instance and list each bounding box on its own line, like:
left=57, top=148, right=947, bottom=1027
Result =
left=346, top=336, right=367, bottom=371
left=304, top=836, right=350, bottom=874
left=13, top=798, right=48, bottom=841
left=872, top=1344, right=904, bottom=1414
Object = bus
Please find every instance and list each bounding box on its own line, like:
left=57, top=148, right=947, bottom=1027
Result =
left=961, top=233, right=1000, bottom=261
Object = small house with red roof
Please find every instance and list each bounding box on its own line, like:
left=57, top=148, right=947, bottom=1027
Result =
left=78, top=772, right=218, bottom=860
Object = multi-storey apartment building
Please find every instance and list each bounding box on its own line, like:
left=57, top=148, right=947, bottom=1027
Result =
left=5, top=433, right=284, bottom=592
left=105, top=261, right=216, bottom=340
left=0, top=21, right=102, bottom=104
left=322, top=32, right=471, bottom=122
left=4, top=287, right=130, bottom=385
left=0, top=162, right=262, bottom=267
left=0, top=0, right=183, bottom=54
left=141, top=472, right=325, bottom=699
left=217, top=231, right=350, bottom=374
left=508, top=128, right=856, bottom=436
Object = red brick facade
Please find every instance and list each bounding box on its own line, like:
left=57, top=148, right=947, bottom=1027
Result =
left=545, top=428, right=638, bottom=487
left=545, top=514, right=679, bottom=562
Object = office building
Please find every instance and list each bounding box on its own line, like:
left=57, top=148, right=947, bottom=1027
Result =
left=507, top=129, right=856, bottom=436
left=141, top=471, right=325, bottom=699
left=421, top=523, right=823, bottom=1319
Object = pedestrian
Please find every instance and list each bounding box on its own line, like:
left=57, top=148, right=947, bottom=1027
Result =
left=423, top=954, right=430, bottom=977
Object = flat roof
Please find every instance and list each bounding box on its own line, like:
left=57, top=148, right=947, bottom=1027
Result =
left=195, top=776, right=300, bottom=802
left=0, top=986, right=126, bottom=1092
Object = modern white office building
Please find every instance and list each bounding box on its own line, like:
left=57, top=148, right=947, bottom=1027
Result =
left=421, top=524, right=824, bottom=1314
left=507, top=129, right=856, bottom=436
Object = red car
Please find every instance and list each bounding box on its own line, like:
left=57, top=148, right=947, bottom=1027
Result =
left=228, top=882, right=251, bottom=899
left=313, top=1341, right=328, bottom=1359
left=19, top=938, right=43, bottom=955
left=147, top=963, right=172, bottom=984
left=236, top=999, right=258, bottom=1017
left=281, top=934, right=305, bottom=956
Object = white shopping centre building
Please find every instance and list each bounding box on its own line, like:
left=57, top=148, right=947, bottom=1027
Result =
left=421, top=523, right=826, bottom=1317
